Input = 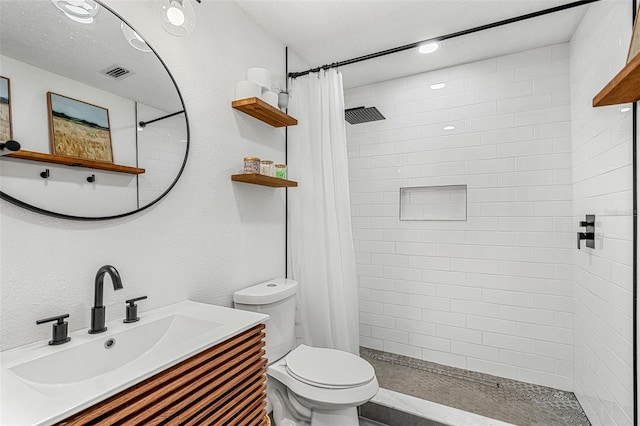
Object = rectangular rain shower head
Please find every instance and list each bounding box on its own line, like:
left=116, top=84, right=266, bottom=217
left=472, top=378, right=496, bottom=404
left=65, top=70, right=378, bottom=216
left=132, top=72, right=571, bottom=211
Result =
left=345, top=106, right=385, bottom=125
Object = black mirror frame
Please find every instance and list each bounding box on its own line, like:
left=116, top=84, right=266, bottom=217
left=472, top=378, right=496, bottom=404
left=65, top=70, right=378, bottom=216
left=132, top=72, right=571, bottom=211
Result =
left=0, top=0, right=190, bottom=221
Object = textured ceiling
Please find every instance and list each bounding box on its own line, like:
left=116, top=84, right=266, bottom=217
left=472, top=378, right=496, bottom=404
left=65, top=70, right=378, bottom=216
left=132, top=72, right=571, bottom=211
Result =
left=235, top=0, right=591, bottom=88
left=0, top=0, right=182, bottom=111
left=1, top=1, right=593, bottom=103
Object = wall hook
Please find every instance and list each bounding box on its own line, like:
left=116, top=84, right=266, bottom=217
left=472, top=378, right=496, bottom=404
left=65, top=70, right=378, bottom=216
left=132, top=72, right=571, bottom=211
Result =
left=87, top=174, right=96, bottom=183
left=40, top=169, right=50, bottom=179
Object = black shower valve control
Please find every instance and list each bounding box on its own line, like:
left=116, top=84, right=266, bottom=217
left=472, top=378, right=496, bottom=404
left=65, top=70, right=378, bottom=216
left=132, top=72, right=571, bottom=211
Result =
left=123, top=296, right=147, bottom=323
left=577, top=214, right=595, bottom=250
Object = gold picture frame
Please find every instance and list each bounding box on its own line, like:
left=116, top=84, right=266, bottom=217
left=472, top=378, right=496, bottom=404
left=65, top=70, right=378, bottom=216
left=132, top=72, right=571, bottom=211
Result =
left=47, top=92, right=113, bottom=163
left=0, top=76, right=13, bottom=142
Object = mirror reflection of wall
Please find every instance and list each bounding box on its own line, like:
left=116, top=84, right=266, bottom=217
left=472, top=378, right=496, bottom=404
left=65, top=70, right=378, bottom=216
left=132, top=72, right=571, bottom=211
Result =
left=137, top=105, right=188, bottom=207
left=0, top=0, right=188, bottom=219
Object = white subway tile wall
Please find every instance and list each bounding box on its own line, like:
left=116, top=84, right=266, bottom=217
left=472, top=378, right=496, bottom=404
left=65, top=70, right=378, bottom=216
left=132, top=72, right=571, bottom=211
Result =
left=346, top=44, right=575, bottom=391
left=570, top=2, right=633, bottom=425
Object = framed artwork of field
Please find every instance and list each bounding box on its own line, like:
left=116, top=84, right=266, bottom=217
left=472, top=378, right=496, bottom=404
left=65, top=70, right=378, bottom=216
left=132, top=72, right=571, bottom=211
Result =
left=628, top=4, right=640, bottom=63
left=47, top=92, right=113, bottom=162
left=0, top=76, right=12, bottom=142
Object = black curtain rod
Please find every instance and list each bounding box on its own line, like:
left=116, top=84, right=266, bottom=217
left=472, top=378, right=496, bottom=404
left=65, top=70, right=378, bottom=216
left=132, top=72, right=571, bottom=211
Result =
left=138, top=110, right=185, bottom=128
left=632, top=2, right=638, bottom=426
left=288, top=0, right=600, bottom=79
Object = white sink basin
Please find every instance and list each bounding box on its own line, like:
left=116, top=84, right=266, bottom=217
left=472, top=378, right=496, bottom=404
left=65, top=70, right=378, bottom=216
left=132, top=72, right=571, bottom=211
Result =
left=10, top=314, right=219, bottom=386
left=1, top=300, right=269, bottom=426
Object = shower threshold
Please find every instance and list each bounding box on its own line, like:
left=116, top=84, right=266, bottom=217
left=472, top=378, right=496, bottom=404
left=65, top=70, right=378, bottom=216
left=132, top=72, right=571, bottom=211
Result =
left=359, top=348, right=590, bottom=426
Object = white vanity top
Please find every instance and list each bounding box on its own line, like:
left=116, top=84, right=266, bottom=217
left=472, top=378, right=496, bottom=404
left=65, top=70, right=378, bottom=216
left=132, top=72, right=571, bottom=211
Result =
left=0, top=300, right=269, bottom=426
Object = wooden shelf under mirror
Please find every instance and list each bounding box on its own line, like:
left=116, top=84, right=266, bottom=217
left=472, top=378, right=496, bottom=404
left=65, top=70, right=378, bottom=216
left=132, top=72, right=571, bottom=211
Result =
left=593, top=53, right=640, bottom=106
left=231, top=173, right=298, bottom=188
left=4, top=150, right=145, bottom=175
left=231, top=97, right=298, bottom=128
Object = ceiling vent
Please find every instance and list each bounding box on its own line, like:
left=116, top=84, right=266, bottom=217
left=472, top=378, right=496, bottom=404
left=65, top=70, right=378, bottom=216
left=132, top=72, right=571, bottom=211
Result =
left=101, top=65, right=134, bottom=80
left=345, top=106, right=385, bottom=125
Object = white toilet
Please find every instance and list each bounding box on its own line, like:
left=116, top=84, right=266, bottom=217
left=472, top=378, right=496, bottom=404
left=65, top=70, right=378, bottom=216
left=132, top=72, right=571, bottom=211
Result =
left=233, top=278, right=379, bottom=426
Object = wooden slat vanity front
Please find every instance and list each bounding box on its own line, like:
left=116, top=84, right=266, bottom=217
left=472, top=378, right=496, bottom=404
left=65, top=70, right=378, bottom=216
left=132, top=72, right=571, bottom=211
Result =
left=57, top=324, right=268, bottom=426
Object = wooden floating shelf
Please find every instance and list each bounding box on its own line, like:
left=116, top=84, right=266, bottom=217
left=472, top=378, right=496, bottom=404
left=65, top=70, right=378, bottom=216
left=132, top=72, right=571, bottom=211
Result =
left=4, top=150, right=145, bottom=175
left=232, top=97, right=298, bottom=128
left=593, top=53, right=640, bottom=107
left=231, top=173, right=298, bottom=188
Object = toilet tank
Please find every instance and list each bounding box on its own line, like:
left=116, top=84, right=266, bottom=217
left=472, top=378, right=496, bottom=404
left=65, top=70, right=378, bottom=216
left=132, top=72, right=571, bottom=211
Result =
left=233, top=278, right=299, bottom=364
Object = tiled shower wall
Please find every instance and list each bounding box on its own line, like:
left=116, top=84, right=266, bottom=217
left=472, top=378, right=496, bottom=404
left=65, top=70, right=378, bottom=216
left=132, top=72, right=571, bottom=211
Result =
left=570, top=1, right=633, bottom=424
left=345, top=44, right=574, bottom=390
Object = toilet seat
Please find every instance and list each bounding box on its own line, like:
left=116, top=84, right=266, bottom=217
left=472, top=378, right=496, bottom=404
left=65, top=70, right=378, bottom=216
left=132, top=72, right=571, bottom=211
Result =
left=284, top=345, right=375, bottom=389
left=268, top=361, right=379, bottom=409
left=267, top=344, right=379, bottom=408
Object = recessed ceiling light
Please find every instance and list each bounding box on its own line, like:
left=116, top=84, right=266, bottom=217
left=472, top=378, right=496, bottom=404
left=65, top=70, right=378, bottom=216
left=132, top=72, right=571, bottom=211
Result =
left=50, top=0, right=99, bottom=24
left=620, top=106, right=632, bottom=113
left=430, top=82, right=446, bottom=90
left=160, top=0, right=197, bottom=36
left=64, top=4, right=89, bottom=16
left=443, top=125, right=456, bottom=131
left=167, top=5, right=186, bottom=26
left=418, top=42, right=439, bottom=54
left=121, top=23, right=152, bottom=53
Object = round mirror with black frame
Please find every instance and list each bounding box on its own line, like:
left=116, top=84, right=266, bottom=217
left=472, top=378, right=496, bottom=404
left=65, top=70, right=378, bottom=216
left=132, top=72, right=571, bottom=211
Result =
left=0, top=0, right=189, bottom=220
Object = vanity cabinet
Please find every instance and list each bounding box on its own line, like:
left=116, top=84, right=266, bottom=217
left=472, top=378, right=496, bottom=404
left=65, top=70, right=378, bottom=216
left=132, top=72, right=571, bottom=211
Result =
left=56, top=324, right=267, bottom=426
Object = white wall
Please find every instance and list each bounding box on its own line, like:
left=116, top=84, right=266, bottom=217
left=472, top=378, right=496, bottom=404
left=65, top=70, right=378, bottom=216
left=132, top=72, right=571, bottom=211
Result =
left=0, top=0, right=288, bottom=350
left=345, top=44, right=575, bottom=390
left=570, top=1, right=634, bottom=424
left=0, top=55, right=138, bottom=216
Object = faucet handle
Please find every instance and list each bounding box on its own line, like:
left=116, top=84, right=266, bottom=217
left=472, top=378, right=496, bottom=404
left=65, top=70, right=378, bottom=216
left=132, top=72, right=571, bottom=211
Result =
left=36, top=314, right=71, bottom=345
left=124, top=296, right=147, bottom=323
left=36, top=313, right=69, bottom=325
left=125, top=296, right=148, bottom=305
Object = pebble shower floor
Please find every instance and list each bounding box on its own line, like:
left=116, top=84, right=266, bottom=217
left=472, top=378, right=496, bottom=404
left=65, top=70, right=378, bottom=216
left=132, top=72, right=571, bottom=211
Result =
left=360, top=348, right=591, bottom=426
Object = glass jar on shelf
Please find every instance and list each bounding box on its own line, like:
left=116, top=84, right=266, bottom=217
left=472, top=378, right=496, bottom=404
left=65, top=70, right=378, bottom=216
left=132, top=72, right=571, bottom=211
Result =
left=260, top=160, right=275, bottom=176
left=243, top=157, right=261, bottom=174
left=275, top=164, right=287, bottom=179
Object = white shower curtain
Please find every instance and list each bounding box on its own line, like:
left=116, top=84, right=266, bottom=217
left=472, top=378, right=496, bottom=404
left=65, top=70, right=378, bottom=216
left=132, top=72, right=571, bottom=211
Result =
left=287, top=69, right=360, bottom=355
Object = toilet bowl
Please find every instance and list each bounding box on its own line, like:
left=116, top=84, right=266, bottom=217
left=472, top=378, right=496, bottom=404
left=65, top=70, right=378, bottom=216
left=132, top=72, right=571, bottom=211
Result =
left=268, top=345, right=378, bottom=426
left=233, top=278, right=379, bottom=426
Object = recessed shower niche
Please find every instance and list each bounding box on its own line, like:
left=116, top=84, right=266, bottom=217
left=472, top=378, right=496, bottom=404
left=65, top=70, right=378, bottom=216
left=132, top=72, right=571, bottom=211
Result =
left=399, top=185, right=467, bottom=221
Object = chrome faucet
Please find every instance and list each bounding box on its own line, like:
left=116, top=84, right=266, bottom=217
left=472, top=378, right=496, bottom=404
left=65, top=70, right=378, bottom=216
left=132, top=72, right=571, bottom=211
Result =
left=89, top=265, right=123, bottom=334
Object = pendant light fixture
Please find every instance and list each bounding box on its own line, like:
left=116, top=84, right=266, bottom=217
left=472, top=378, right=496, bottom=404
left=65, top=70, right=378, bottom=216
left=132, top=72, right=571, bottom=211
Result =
left=50, top=0, right=100, bottom=24
left=160, top=0, right=199, bottom=37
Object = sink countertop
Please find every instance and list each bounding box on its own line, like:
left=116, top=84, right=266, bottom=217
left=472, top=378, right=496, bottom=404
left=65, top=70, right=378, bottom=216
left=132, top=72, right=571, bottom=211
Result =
left=0, top=300, right=269, bottom=426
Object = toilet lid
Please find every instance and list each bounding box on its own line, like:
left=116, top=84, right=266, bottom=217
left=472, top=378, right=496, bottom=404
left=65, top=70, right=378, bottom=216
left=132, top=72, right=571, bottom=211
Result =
left=284, top=345, right=375, bottom=388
